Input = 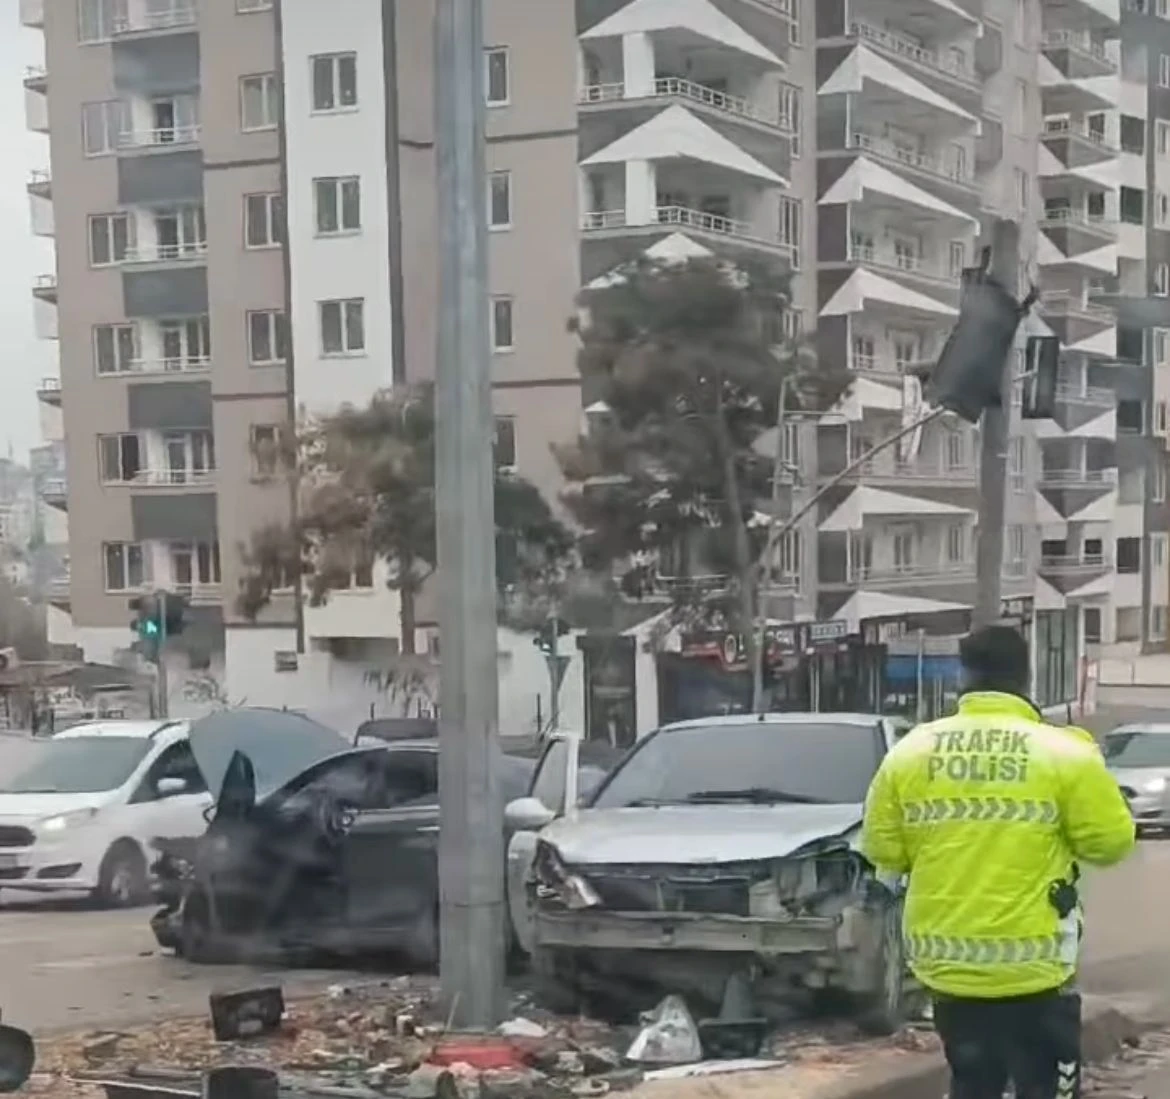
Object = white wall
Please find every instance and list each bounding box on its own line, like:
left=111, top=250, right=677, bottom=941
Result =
left=280, top=0, right=393, bottom=417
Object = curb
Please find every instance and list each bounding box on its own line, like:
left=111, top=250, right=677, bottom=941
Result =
left=824, top=994, right=1149, bottom=1099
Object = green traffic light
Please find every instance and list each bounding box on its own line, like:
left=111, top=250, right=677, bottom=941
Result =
left=141, top=620, right=160, bottom=637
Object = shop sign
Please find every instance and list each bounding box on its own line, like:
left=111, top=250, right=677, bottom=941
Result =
left=807, top=619, right=848, bottom=645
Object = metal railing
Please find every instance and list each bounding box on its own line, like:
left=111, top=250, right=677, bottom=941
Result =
left=1042, top=117, right=1117, bottom=151
left=1054, top=382, right=1116, bottom=406
left=40, top=477, right=67, bottom=499
left=849, top=22, right=978, bottom=86
left=103, top=469, right=216, bottom=487
left=849, top=245, right=958, bottom=284
left=851, top=562, right=975, bottom=583
left=38, top=377, right=60, bottom=393
left=1038, top=207, right=1115, bottom=233
left=33, top=274, right=56, bottom=294
left=112, top=6, right=196, bottom=33
left=1039, top=289, right=1115, bottom=320
left=173, top=582, right=223, bottom=604
left=1036, top=468, right=1117, bottom=486
left=118, top=125, right=201, bottom=149
left=1040, top=29, right=1115, bottom=67
left=1039, top=552, right=1110, bottom=572
left=580, top=78, right=782, bottom=127
left=847, top=132, right=975, bottom=186
left=27, top=169, right=50, bottom=190
left=98, top=356, right=211, bottom=377
left=123, top=241, right=208, bottom=264
left=852, top=457, right=977, bottom=480
left=582, top=206, right=795, bottom=256
left=23, top=65, right=47, bottom=87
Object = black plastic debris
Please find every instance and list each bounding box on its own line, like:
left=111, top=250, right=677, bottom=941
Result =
left=0, top=1024, right=34, bottom=1093
left=208, top=987, right=285, bottom=1042
left=205, top=1065, right=279, bottom=1099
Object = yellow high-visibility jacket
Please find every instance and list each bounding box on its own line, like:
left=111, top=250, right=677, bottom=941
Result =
left=861, top=691, right=1134, bottom=999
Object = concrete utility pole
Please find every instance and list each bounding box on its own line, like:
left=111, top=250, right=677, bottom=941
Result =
left=434, top=0, right=505, bottom=1028
left=972, top=219, right=1021, bottom=630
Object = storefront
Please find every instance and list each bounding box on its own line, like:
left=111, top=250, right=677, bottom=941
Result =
left=656, top=621, right=885, bottom=723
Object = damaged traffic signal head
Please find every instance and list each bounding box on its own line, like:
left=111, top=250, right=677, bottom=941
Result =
left=923, top=248, right=1037, bottom=425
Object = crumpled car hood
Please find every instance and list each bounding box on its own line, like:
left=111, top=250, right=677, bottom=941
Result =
left=187, top=708, right=351, bottom=803
left=541, top=803, right=865, bottom=865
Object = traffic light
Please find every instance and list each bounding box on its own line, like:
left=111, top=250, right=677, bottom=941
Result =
left=533, top=617, right=571, bottom=655
left=130, top=591, right=189, bottom=663
left=1021, top=336, right=1060, bottom=420
left=923, top=249, right=1036, bottom=424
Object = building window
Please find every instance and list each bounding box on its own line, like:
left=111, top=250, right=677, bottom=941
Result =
left=1158, top=401, right=1169, bottom=434
left=1014, top=78, right=1028, bottom=130
left=782, top=308, right=803, bottom=341
left=491, top=296, right=514, bottom=351
left=1084, top=607, right=1102, bottom=644
left=945, top=523, right=966, bottom=564
left=892, top=527, right=917, bottom=572
left=944, top=430, right=966, bottom=469
left=237, top=0, right=273, bottom=10
left=1153, top=606, right=1169, bottom=641
left=1160, top=54, right=1170, bottom=87
left=82, top=100, right=129, bottom=156
left=159, top=316, right=211, bottom=370
left=170, top=541, right=222, bottom=590
left=311, top=53, right=358, bottom=112
left=1156, top=328, right=1170, bottom=365
left=1153, top=532, right=1168, bottom=569
left=494, top=416, right=516, bottom=470
left=88, top=213, right=131, bottom=267
left=1157, top=264, right=1170, bottom=296
left=94, top=324, right=139, bottom=375
left=947, top=241, right=966, bottom=278
left=1014, top=168, right=1030, bottom=212
left=78, top=0, right=123, bottom=41
left=98, top=433, right=141, bottom=483
left=1007, top=524, right=1026, bottom=573
left=1009, top=436, right=1026, bottom=491
left=244, top=193, right=285, bottom=249
left=1118, top=399, right=1144, bottom=434
left=314, top=176, right=362, bottom=234
left=1120, top=186, right=1145, bottom=225
left=485, top=47, right=510, bottom=105
left=240, top=73, right=280, bottom=131
left=1116, top=606, right=1142, bottom=642
left=250, top=424, right=282, bottom=477
left=488, top=171, right=512, bottom=229
left=247, top=310, right=289, bottom=365
left=1155, top=461, right=1167, bottom=500
left=1117, top=536, right=1142, bottom=574
left=1160, top=192, right=1170, bottom=227
left=779, top=83, right=801, bottom=156
left=773, top=530, right=801, bottom=584
left=320, top=299, right=366, bottom=356
left=103, top=542, right=146, bottom=592
left=778, top=197, right=801, bottom=269
left=1121, top=114, right=1146, bottom=154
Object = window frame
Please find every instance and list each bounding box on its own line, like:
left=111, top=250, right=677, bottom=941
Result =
left=313, top=176, right=362, bottom=236
left=488, top=171, right=512, bottom=230
left=88, top=212, right=132, bottom=267
left=319, top=298, right=367, bottom=357
left=493, top=416, right=517, bottom=471
left=98, top=432, right=142, bottom=483
left=310, top=52, right=359, bottom=113
left=247, top=309, right=290, bottom=366
left=484, top=47, right=510, bottom=106
left=103, top=541, right=146, bottom=593
left=240, top=72, right=280, bottom=132
left=250, top=424, right=281, bottom=478
left=236, top=0, right=273, bottom=10
left=779, top=83, right=801, bottom=157
left=244, top=192, right=286, bottom=249
left=82, top=99, right=129, bottom=157
left=490, top=296, right=515, bottom=352
left=93, top=323, right=139, bottom=376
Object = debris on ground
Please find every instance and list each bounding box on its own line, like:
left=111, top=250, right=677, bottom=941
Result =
left=625, top=996, right=702, bottom=1066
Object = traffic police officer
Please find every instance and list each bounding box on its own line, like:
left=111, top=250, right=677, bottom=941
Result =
left=861, top=625, right=1134, bottom=1099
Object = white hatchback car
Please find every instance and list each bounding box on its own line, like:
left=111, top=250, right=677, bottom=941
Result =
left=0, top=720, right=213, bottom=906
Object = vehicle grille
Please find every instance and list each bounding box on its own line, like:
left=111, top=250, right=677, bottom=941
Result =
left=576, top=864, right=753, bottom=917
left=0, top=825, right=34, bottom=848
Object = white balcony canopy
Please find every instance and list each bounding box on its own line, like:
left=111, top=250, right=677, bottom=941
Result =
left=820, top=157, right=977, bottom=227
left=586, top=232, right=714, bottom=288
left=837, top=590, right=971, bottom=628
left=832, top=377, right=904, bottom=420
left=820, top=485, right=972, bottom=532
left=821, top=268, right=958, bottom=319
left=581, top=104, right=786, bottom=184
left=580, top=0, right=783, bottom=68
left=819, top=46, right=980, bottom=130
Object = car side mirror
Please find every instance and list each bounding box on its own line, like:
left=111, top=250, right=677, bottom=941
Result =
left=505, top=797, right=556, bottom=832
left=157, top=777, right=188, bottom=797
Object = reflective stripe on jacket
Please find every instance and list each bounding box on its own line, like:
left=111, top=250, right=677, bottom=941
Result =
left=861, top=692, right=1134, bottom=999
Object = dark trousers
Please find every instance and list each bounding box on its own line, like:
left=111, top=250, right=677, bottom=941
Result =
left=931, top=988, right=1081, bottom=1099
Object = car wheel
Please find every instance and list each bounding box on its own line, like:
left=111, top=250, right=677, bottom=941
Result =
left=95, top=842, right=148, bottom=909
left=181, top=887, right=226, bottom=964
left=855, top=901, right=907, bottom=1036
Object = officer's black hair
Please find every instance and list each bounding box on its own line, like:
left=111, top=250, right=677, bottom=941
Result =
left=958, top=624, right=1030, bottom=696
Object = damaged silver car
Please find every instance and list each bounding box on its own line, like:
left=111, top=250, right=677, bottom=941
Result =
left=506, top=713, right=913, bottom=1034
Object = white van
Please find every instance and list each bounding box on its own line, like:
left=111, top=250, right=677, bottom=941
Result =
left=0, top=720, right=212, bottom=906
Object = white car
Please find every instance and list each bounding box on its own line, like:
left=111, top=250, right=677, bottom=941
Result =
left=0, top=720, right=213, bottom=906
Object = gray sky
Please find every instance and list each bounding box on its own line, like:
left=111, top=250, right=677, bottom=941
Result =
left=2, top=26, right=55, bottom=462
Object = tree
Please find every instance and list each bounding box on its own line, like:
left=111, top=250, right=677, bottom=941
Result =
left=237, top=383, right=573, bottom=654
left=556, top=255, right=844, bottom=702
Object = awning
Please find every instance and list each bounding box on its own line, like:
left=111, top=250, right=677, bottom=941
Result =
left=820, top=268, right=958, bottom=319
left=838, top=590, right=971, bottom=626
left=831, top=377, right=903, bottom=420
left=820, top=157, right=977, bottom=227
left=819, top=486, right=973, bottom=532
left=586, top=233, right=714, bottom=288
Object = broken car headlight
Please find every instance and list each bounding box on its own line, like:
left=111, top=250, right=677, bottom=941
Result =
left=532, top=841, right=600, bottom=910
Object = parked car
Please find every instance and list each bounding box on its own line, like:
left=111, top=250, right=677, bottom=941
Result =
left=149, top=711, right=612, bottom=965
left=0, top=719, right=212, bottom=906
left=505, top=713, right=912, bottom=1032
left=1104, top=724, right=1170, bottom=835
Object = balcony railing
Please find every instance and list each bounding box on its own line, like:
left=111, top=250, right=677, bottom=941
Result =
left=118, top=126, right=201, bottom=150
left=580, top=78, right=784, bottom=128
left=98, top=356, right=211, bottom=377
left=27, top=169, right=50, bottom=193
left=104, top=469, right=216, bottom=488
left=1040, top=30, right=1115, bottom=69
left=1039, top=289, right=1115, bottom=320
left=38, top=376, right=60, bottom=394
left=1054, top=382, right=1116, bottom=407
left=847, top=132, right=976, bottom=188
left=849, top=22, right=979, bottom=87
left=1036, top=468, right=1117, bottom=486
left=850, top=245, right=958, bottom=285
left=1038, top=552, right=1110, bottom=573
left=173, top=582, right=223, bottom=605
left=41, top=477, right=67, bottom=499
left=45, top=576, right=70, bottom=600
left=112, top=6, right=196, bottom=33
left=1038, top=207, right=1115, bottom=234
left=32, top=273, right=56, bottom=296
left=851, top=562, right=974, bottom=583
left=123, top=241, right=208, bottom=264
left=852, top=457, right=976, bottom=480
left=583, top=206, right=795, bottom=256
left=1041, top=117, right=1117, bottom=152
left=23, top=65, right=47, bottom=89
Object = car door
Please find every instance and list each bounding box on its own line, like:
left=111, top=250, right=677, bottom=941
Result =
left=505, top=733, right=581, bottom=955
left=125, top=739, right=213, bottom=848
left=341, top=748, right=439, bottom=938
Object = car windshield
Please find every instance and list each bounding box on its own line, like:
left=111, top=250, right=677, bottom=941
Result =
left=1103, top=731, right=1170, bottom=768
left=590, top=721, right=883, bottom=809
left=0, top=737, right=152, bottom=794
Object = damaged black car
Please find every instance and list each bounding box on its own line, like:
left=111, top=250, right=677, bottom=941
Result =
left=150, top=709, right=535, bottom=965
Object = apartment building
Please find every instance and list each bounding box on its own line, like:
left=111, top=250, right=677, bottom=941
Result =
left=22, top=0, right=1160, bottom=717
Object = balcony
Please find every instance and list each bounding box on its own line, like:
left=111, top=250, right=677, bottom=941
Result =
left=1036, top=467, right=1117, bottom=489
left=1041, top=117, right=1118, bottom=167
left=851, top=458, right=978, bottom=486
left=173, top=582, right=222, bottom=606
left=582, top=205, right=795, bottom=262
left=1054, top=382, right=1116, bottom=408
left=847, top=21, right=980, bottom=93
left=579, top=77, right=788, bottom=136
left=1038, top=551, right=1110, bottom=575
left=843, top=132, right=978, bottom=196
left=20, top=0, right=43, bottom=28
left=23, top=65, right=47, bottom=93
left=24, top=76, right=47, bottom=134
left=851, top=562, right=975, bottom=585
left=123, top=240, right=208, bottom=268
left=1039, top=289, right=1115, bottom=323
left=112, top=3, right=196, bottom=36
left=111, top=468, right=216, bottom=489
left=1038, top=206, right=1117, bottom=245
left=99, top=355, right=211, bottom=378
left=27, top=169, right=50, bottom=199
left=848, top=244, right=959, bottom=290
left=41, top=478, right=67, bottom=510
left=118, top=125, right=201, bottom=152
left=37, top=377, right=61, bottom=408
left=45, top=576, right=70, bottom=604
left=32, top=274, right=57, bottom=304
left=1040, top=30, right=1117, bottom=79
